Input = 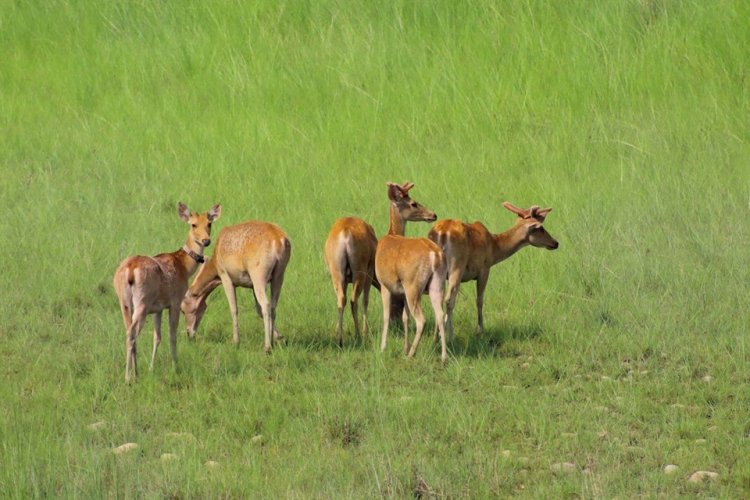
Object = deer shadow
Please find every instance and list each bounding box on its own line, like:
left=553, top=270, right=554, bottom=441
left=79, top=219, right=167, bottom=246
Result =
left=445, top=322, right=544, bottom=358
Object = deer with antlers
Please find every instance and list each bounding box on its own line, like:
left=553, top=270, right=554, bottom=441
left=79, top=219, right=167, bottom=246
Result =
left=181, top=221, right=291, bottom=353
left=428, top=202, right=559, bottom=338
left=324, top=217, right=378, bottom=347
left=375, top=182, right=448, bottom=362
left=113, top=202, right=221, bottom=382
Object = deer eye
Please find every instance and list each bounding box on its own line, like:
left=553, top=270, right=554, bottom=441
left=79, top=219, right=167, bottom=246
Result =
left=191, top=224, right=197, bottom=228
left=410, top=201, right=417, bottom=208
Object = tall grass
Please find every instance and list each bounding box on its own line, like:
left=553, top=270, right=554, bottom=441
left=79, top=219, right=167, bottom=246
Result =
left=1, top=0, right=748, bottom=496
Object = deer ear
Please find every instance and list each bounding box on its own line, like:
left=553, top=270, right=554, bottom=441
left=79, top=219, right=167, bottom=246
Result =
left=536, top=207, right=552, bottom=221
left=178, top=202, right=190, bottom=222
left=387, top=183, right=404, bottom=201
left=208, top=204, right=221, bottom=222
left=401, top=182, right=415, bottom=193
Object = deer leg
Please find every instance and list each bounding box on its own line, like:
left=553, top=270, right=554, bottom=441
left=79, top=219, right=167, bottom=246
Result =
left=149, top=311, right=162, bottom=371
left=380, top=287, right=392, bottom=352
left=405, top=288, right=425, bottom=359
left=168, top=306, right=180, bottom=370
left=269, top=268, right=285, bottom=341
left=361, top=275, right=372, bottom=337
left=444, top=267, right=462, bottom=343
left=251, top=275, right=273, bottom=354
left=351, top=274, right=366, bottom=340
left=429, top=276, right=448, bottom=363
left=401, top=299, right=411, bottom=355
left=220, top=274, right=240, bottom=344
left=476, top=272, right=489, bottom=335
left=332, top=277, right=347, bottom=347
left=126, top=305, right=147, bottom=383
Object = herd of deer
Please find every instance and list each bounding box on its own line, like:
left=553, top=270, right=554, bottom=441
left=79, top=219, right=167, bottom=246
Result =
left=113, top=182, right=559, bottom=382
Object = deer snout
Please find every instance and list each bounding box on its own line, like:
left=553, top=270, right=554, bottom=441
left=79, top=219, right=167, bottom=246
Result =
left=548, top=240, right=559, bottom=250
left=202, top=238, right=211, bottom=247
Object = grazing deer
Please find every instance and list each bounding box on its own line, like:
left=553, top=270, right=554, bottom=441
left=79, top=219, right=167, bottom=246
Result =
left=181, top=221, right=291, bottom=353
left=428, top=202, right=559, bottom=338
left=113, top=202, right=221, bottom=382
left=375, top=182, right=448, bottom=362
left=324, top=217, right=378, bottom=347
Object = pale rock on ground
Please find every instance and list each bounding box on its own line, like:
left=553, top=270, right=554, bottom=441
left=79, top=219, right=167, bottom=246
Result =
left=160, top=453, right=178, bottom=462
left=688, top=470, right=718, bottom=483
left=112, top=443, right=138, bottom=454
left=205, top=461, right=219, bottom=468
left=663, top=464, right=679, bottom=474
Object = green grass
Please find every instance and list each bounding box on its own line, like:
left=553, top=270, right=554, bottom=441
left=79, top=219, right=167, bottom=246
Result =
left=1, top=0, right=749, bottom=496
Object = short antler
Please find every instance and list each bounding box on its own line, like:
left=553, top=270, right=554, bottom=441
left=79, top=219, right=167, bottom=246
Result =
left=386, top=181, right=414, bottom=201
left=502, top=201, right=527, bottom=218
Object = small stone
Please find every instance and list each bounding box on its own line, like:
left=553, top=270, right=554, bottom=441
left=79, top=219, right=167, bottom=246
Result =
left=520, top=362, right=530, bottom=369
left=601, top=376, right=612, bottom=381
left=663, top=464, right=679, bottom=474
left=550, top=462, right=576, bottom=473
left=87, top=421, right=106, bottom=431
left=695, top=438, right=707, bottom=444
left=671, top=403, right=685, bottom=409
left=205, top=460, right=220, bottom=468
left=160, top=453, right=178, bottom=462
left=702, top=375, right=712, bottom=383
left=688, top=470, right=718, bottom=483
left=112, top=443, right=138, bottom=455
left=707, top=426, right=717, bottom=433
left=640, top=370, right=649, bottom=375
left=501, top=450, right=511, bottom=458
left=251, top=434, right=263, bottom=444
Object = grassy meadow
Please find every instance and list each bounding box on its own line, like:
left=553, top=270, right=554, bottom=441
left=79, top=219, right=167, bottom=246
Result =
left=1, top=0, right=749, bottom=496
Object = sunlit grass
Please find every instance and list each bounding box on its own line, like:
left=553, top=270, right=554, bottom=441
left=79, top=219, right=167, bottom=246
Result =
left=0, top=0, right=748, bottom=497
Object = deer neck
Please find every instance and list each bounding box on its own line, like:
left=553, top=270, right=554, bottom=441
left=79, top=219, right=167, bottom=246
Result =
left=387, top=203, right=407, bottom=236
left=491, top=225, right=528, bottom=265
left=177, top=238, right=206, bottom=276
left=187, top=257, right=221, bottom=298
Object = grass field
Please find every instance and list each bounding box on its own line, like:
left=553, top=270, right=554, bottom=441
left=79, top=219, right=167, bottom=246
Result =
left=1, top=0, right=749, bottom=497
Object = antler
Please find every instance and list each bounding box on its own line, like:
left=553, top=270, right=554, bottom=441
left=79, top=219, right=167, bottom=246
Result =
left=502, top=201, right=527, bottom=218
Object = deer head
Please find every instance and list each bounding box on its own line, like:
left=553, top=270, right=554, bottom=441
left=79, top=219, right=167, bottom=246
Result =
left=503, top=201, right=559, bottom=250
left=178, top=202, right=221, bottom=248
left=387, top=182, right=437, bottom=223
left=181, top=291, right=210, bottom=338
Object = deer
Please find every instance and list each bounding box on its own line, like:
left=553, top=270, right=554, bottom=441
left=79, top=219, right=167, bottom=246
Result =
left=180, top=221, right=291, bottom=353
left=324, top=217, right=378, bottom=347
left=113, top=202, right=221, bottom=382
left=375, top=182, right=448, bottom=362
left=428, top=202, right=559, bottom=339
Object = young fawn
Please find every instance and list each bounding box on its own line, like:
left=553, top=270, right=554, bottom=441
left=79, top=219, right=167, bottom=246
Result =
left=375, top=182, right=448, bottom=362
left=428, top=202, right=558, bottom=338
left=113, top=202, right=220, bottom=382
left=181, top=221, right=291, bottom=353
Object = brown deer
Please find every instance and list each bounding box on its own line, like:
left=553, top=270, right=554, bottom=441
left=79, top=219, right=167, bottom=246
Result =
left=324, top=217, right=378, bottom=347
left=375, top=182, right=448, bottom=362
left=428, top=202, right=559, bottom=338
left=113, top=202, right=221, bottom=382
left=181, top=221, right=291, bottom=353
